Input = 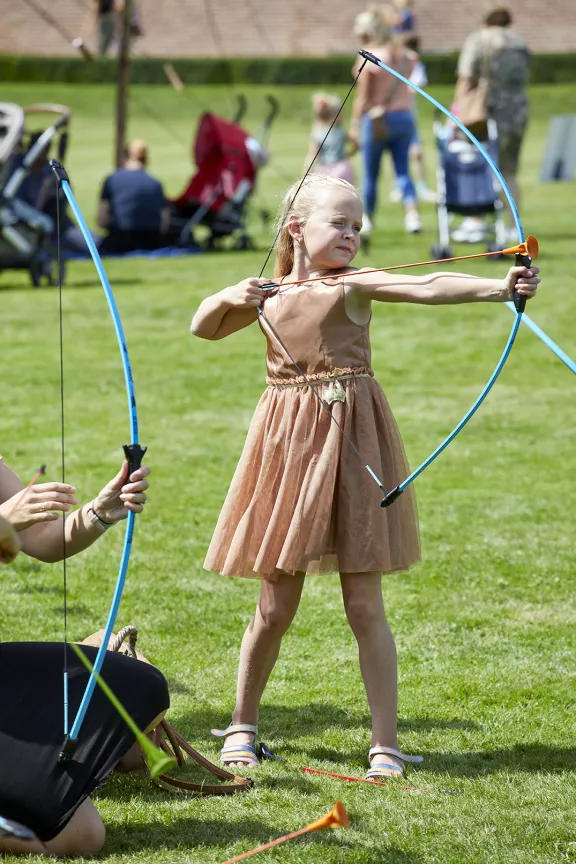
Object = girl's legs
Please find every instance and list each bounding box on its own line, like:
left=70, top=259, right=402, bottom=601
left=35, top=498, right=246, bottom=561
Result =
left=340, top=571, right=402, bottom=771
left=225, top=572, right=306, bottom=765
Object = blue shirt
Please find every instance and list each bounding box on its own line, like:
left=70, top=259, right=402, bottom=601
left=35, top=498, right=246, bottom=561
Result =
left=101, top=168, right=165, bottom=231
left=393, top=9, right=415, bottom=33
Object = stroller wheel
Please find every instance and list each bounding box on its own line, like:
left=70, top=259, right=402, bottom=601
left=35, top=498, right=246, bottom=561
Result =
left=430, top=243, right=453, bottom=261
left=29, top=254, right=43, bottom=287
left=46, top=257, right=66, bottom=287
left=29, top=249, right=66, bottom=288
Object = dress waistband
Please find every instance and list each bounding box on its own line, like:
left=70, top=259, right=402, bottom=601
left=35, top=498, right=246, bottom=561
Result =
left=266, top=366, right=374, bottom=388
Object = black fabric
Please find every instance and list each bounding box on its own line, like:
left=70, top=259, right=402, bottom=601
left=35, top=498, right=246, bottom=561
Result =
left=98, top=0, right=115, bottom=17
left=100, top=229, right=164, bottom=254
left=0, top=642, right=169, bottom=842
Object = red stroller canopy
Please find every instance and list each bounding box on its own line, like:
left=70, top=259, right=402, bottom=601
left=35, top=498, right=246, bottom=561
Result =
left=172, top=113, right=256, bottom=213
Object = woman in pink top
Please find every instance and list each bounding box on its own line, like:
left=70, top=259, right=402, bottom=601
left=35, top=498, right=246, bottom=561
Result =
left=350, top=7, right=422, bottom=235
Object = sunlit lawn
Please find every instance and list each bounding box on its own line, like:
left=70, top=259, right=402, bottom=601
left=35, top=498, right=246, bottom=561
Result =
left=1, top=80, right=575, bottom=863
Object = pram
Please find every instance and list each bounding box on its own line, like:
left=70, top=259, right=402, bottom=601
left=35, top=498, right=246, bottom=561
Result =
left=168, top=98, right=277, bottom=250
left=430, top=114, right=506, bottom=261
left=0, top=103, right=71, bottom=286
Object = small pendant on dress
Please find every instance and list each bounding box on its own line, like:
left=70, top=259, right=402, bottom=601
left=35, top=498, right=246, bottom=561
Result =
left=324, top=379, right=346, bottom=405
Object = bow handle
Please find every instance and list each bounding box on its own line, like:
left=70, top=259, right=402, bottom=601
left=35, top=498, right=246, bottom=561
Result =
left=123, top=443, right=147, bottom=477
left=513, top=251, right=531, bottom=313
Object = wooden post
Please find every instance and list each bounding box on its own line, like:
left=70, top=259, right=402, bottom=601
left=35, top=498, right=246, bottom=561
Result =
left=115, top=0, right=133, bottom=168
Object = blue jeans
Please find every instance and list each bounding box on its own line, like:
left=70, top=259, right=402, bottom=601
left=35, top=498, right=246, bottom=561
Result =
left=361, top=111, right=417, bottom=215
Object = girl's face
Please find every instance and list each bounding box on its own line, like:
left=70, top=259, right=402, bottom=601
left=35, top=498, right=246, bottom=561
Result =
left=295, top=187, right=363, bottom=271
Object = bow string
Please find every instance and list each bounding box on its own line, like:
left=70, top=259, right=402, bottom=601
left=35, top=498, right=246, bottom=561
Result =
left=49, top=159, right=146, bottom=762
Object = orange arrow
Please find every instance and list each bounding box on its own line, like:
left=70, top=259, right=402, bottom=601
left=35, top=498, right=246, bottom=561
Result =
left=263, top=235, right=539, bottom=292
left=218, top=802, right=349, bottom=864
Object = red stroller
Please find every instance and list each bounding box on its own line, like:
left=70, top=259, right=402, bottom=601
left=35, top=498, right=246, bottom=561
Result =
left=169, top=112, right=267, bottom=249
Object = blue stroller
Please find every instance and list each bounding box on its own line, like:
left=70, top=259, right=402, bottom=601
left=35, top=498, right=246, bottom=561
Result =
left=430, top=114, right=506, bottom=260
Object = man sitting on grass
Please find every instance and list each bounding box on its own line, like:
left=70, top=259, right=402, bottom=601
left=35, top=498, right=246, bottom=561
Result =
left=98, top=138, right=169, bottom=254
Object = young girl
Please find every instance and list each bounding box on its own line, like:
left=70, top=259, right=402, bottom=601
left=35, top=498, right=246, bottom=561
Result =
left=190, top=174, right=539, bottom=780
left=306, top=92, right=357, bottom=186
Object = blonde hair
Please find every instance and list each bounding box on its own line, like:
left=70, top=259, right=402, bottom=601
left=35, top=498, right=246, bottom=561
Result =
left=127, top=138, right=148, bottom=163
left=353, top=6, right=392, bottom=44
left=273, top=175, right=361, bottom=278
left=311, top=91, right=341, bottom=124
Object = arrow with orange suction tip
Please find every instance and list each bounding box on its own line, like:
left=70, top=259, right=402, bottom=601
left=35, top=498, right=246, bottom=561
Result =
left=261, top=236, right=539, bottom=292
left=258, top=743, right=448, bottom=794
left=218, top=802, right=349, bottom=864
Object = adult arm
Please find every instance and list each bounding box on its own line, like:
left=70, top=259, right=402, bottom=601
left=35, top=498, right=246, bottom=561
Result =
left=97, top=176, right=112, bottom=228
left=349, top=67, right=370, bottom=141
left=0, top=460, right=149, bottom=563
left=455, top=30, right=482, bottom=103
left=0, top=512, right=20, bottom=563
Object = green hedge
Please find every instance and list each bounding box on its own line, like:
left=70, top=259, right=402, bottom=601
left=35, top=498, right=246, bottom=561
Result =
left=1, top=52, right=575, bottom=86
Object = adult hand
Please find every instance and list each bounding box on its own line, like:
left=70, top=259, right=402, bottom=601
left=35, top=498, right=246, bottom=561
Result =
left=503, top=265, right=540, bottom=301
left=0, top=482, right=78, bottom=532
left=92, top=462, right=150, bottom=524
left=0, top=513, right=20, bottom=564
left=221, top=278, right=273, bottom=308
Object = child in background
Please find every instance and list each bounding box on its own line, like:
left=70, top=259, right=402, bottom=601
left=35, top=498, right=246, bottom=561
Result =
left=306, top=92, right=358, bottom=186
left=190, top=174, right=539, bottom=781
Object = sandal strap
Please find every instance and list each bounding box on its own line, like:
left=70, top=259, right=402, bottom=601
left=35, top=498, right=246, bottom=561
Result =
left=369, top=746, right=423, bottom=764
left=366, top=762, right=404, bottom=776
left=220, top=744, right=259, bottom=758
left=211, top=723, right=258, bottom=737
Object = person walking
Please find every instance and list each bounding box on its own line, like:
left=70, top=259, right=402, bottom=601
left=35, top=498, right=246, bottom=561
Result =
left=349, top=7, right=422, bottom=237
left=454, top=5, right=530, bottom=242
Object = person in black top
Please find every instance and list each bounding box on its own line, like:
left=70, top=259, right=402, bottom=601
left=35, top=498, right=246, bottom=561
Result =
left=93, top=0, right=117, bottom=57
left=98, top=139, right=169, bottom=254
left=0, top=456, right=169, bottom=857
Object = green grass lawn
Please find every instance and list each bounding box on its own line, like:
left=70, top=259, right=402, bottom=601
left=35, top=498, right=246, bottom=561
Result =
left=1, top=80, right=575, bottom=863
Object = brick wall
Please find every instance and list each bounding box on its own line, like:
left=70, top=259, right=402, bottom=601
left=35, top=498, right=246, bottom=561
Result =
left=2, top=0, right=575, bottom=58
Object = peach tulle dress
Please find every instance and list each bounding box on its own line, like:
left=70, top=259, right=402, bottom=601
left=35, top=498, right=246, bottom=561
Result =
left=204, top=279, right=421, bottom=581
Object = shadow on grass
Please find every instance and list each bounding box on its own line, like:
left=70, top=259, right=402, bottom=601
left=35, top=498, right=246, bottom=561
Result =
left=420, top=743, right=576, bottom=777
left=103, top=807, right=419, bottom=862
left=172, top=704, right=478, bottom=744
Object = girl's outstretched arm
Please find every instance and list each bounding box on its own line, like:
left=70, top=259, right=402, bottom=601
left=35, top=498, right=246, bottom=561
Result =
left=190, top=278, right=269, bottom=340
left=350, top=265, right=540, bottom=306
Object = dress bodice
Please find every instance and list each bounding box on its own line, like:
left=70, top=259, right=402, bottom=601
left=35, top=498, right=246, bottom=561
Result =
left=260, top=282, right=372, bottom=382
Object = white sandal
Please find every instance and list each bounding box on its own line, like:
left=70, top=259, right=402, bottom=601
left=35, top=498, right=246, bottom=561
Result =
left=211, top=723, right=260, bottom=767
left=366, top=746, right=423, bottom=780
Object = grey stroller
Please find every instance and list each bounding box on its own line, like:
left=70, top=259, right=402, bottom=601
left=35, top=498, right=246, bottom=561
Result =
left=0, top=103, right=71, bottom=286
left=431, top=113, right=507, bottom=260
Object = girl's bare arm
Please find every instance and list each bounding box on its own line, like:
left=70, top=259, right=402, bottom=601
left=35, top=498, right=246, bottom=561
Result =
left=191, top=279, right=268, bottom=340
left=349, top=265, right=540, bottom=306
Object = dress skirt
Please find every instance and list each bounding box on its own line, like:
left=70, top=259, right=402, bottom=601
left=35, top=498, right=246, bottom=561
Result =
left=204, top=376, right=420, bottom=580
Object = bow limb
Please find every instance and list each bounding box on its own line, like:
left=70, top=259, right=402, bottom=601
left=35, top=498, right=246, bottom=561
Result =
left=49, top=160, right=146, bottom=761
left=358, top=49, right=576, bottom=376
left=356, top=51, right=533, bottom=505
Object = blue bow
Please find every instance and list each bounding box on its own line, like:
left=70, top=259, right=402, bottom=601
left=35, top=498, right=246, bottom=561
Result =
left=356, top=50, right=574, bottom=505
left=49, top=159, right=147, bottom=762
